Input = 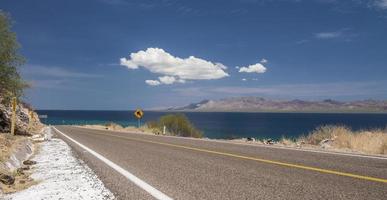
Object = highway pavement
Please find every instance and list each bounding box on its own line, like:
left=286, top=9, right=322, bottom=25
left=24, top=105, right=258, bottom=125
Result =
left=53, top=126, right=387, bottom=200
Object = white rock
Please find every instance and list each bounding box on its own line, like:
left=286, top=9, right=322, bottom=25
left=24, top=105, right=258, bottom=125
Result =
left=4, top=135, right=114, bottom=200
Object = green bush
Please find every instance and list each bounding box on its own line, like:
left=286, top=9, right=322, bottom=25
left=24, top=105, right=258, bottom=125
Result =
left=147, top=113, right=203, bottom=138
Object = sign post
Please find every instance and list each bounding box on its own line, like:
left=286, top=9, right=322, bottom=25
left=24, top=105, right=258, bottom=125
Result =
left=10, top=97, right=17, bottom=135
left=134, top=109, right=144, bottom=128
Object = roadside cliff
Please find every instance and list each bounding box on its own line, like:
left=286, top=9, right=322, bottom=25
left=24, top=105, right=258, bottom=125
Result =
left=0, top=97, right=43, bottom=136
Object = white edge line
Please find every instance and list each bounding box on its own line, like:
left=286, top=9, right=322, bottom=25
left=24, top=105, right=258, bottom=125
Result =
left=75, top=126, right=387, bottom=160
left=52, top=126, right=173, bottom=200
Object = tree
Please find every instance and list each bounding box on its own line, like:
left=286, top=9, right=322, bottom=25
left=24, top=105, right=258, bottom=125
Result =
left=0, top=11, right=26, bottom=103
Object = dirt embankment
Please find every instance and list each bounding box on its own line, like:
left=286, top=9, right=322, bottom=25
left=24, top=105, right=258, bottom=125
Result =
left=0, top=99, right=44, bottom=195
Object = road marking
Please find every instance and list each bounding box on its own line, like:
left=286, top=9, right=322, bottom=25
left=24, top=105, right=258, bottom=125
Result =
left=65, top=126, right=387, bottom=184
left=75, top=126, right=387, bottom=160
left=52, top=126, right=173, bottom=200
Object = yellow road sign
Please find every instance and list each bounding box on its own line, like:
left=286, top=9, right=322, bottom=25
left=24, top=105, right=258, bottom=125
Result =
left=134, top=109, right=144, bottom=119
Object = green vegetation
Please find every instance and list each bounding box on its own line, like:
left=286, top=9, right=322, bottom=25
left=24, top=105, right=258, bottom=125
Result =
left=0, top=11, right=27, bottom=103
left=147, top=113, right=203, bottom=138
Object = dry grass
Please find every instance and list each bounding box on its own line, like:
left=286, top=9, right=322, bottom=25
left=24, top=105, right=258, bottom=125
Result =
left=335, top=130, right=387, bottom=154
left=296, top=125, right=387, bottom=155
left=279, top=136, right=296, bottom=146
left=0, top=169, right=38, bottom=194
left=102, top=122, right=154, bottom=133
left=0, top=134, right=17, bottom=163
left=300, top=125, right=352, bottom=145
left=104, top=122, right=124, bottom=130
left=1, top=133, right=37, bottom=194
left=28, top=111, right=45, bottom=134
left=123, top=126, right=155, bottom=134
left=80, top=123, right=154, bottom=135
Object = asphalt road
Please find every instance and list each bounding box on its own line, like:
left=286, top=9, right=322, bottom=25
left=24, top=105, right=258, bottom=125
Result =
left=53, top=126, right=387, bottom=200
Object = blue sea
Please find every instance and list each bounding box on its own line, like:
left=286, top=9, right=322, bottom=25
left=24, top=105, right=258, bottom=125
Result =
left=36, top=110, right=387, bottom=140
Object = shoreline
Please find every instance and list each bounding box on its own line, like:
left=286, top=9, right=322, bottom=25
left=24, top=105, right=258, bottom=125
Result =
left=37, top=109, right=387, bottom=114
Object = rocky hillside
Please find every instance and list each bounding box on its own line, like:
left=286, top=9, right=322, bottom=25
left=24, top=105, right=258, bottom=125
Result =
left=0, top=98, right=43, bottom=135
left=168, top=97, right=387, bottom=113
left=0, top=98, right=43, bottom=194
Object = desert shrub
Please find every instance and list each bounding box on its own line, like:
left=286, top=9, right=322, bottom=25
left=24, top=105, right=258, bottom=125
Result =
left=147, top=113, right=203, bottom=138
left=104, top=122, right=123, bottom=130
left=146, top=120, right=159, bottom=129
left=279, top=136, right=295, bottom=146
left=336, top=130, right=387, bottom=155
left=303, top=125, right=351, bottom=145
left=298, top=125, right=387, bottom=155
left=382, top=142, right=387, bottom=155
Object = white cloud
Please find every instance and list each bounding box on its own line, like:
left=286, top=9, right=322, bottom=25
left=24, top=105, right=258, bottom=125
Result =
left=145, top=76, right=186, bottom=86
left=314, top=28, right=357, bottom=42
left=145, top=80, right=161, bottom=86
left=158, top=76, right=176, bottom=85
left=22, top=65, right=100, bottom=78
left=239, top=63, right=267, bottom=74
left=315, top=31, right=342, bottom=39
left=120, top=48, right=229, bottom=85
left=260, top=58, right=268, bottom=64
left=120, top=58, right=138, bottom=69
left=242, top=78, right=247, bottom=81
left=375, top=0, right=387, bottom=9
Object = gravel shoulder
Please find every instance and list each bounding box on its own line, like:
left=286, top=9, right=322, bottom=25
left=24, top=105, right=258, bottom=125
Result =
left=3, top=128, right=114, bottom=200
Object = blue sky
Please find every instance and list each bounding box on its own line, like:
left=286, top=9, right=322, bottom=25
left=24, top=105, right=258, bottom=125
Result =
left=1, top=0, right=387, bottom=109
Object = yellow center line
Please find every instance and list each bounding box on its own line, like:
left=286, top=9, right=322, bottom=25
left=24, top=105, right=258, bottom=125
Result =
left=68, top=127, right=387, bottom=184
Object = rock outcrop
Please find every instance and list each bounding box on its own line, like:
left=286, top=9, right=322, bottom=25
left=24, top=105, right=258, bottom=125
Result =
left=0, top=98, right=42, bottom=135
left=0, top=173, right=15, bottom=185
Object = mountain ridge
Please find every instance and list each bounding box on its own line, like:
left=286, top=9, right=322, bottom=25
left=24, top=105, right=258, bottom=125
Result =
left=166, top=97, right=387, bottom=113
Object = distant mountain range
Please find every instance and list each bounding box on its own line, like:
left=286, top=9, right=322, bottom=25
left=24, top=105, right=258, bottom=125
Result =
left=166, top=97, right=387, bottom=113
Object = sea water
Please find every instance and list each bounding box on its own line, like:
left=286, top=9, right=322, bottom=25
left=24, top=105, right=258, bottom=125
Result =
left=36, top=110, right=387, bottom=140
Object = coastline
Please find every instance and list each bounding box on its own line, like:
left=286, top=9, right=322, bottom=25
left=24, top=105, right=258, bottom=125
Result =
left=36, top=109, right=387, bottom=114
left=157, top=109, right=387, bottom=114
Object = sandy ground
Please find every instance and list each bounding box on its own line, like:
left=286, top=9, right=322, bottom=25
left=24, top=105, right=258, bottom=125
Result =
left=78, top=124, right=154, bottom=135
left=3, top=128, right=114, bottom=200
